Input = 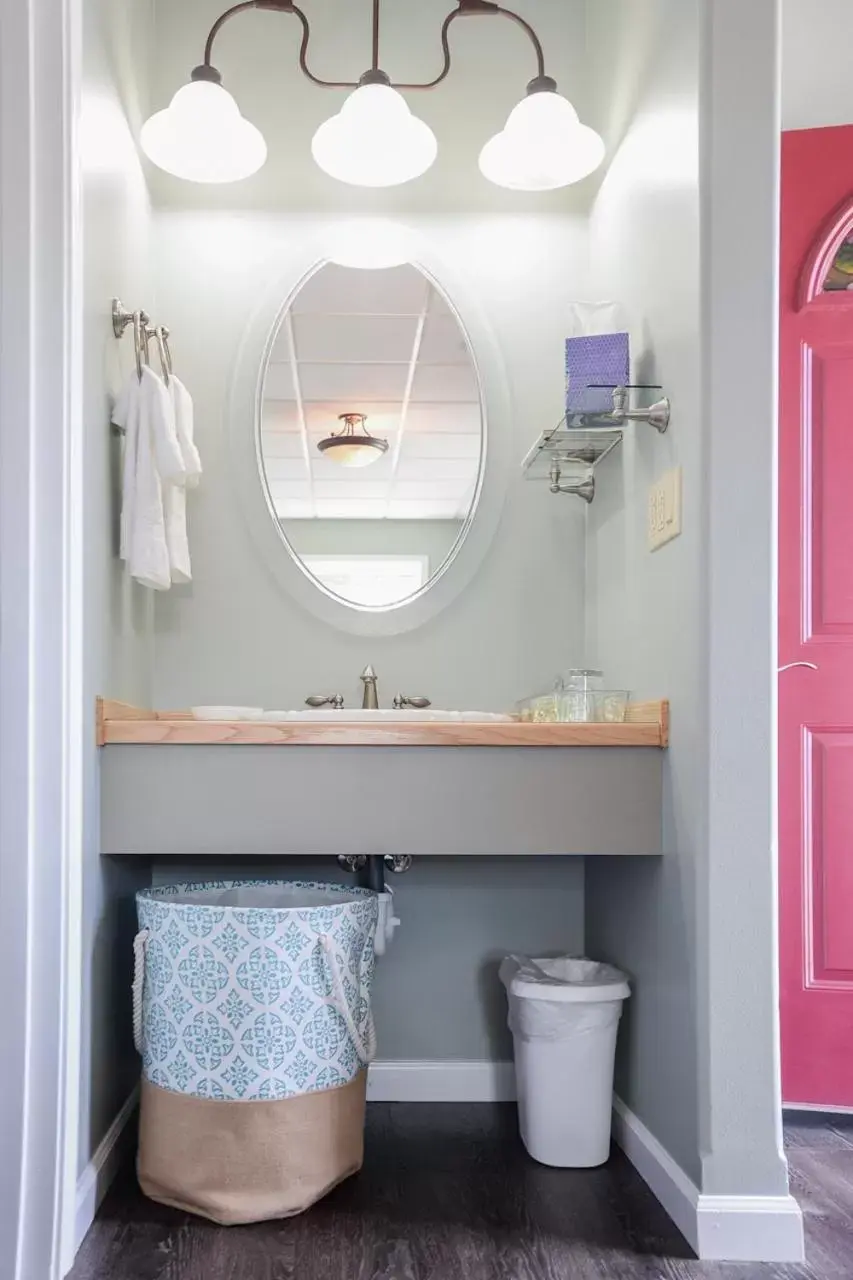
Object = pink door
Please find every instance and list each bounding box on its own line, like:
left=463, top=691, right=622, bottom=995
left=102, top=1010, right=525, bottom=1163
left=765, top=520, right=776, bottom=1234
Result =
left=780, top=126, right=853, bottom=1106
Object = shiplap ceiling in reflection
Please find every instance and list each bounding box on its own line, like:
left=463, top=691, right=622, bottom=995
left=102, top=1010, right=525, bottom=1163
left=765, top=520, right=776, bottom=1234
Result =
left=260, top=263, right=482, bottom=520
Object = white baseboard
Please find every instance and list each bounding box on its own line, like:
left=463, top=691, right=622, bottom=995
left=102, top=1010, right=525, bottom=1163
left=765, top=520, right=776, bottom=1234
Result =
left=74, top=1085, right=139, bottom=1255
left=368, top=1059, right=516, bottom=1102
left=611, top=1095, right=699, bottom=1246
left=612, top=1096, right=804, bottom=1263
left=784, top=1101, right=853, bottom=1115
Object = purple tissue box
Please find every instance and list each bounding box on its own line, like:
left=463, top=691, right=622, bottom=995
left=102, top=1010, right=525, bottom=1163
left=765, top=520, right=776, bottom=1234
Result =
left=565, top=333, right=630, bottom=413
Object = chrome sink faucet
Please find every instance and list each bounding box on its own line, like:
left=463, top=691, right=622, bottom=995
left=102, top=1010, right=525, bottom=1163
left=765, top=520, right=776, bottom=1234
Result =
left=361, top=664, right=379, bottom=710
left=309, top=670, right=432, bottom=711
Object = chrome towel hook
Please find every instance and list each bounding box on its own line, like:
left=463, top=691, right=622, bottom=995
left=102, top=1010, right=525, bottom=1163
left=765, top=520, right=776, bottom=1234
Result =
left=155, top=325, right=171, bottom=384
left=144, top=322, right=171, bottom=385
left=113, top=297, right=171, bottom=386
left=161, top=326, right=173, bottom=375
left=112, top=298, right=145, bottom=381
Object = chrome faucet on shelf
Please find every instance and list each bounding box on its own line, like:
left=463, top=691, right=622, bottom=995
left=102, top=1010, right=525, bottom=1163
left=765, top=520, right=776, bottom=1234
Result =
left=307, top=669, right=432, bottom=712
left=360, top=666, right=432, bottom=711
left=360, top=665, right=379, bottom=709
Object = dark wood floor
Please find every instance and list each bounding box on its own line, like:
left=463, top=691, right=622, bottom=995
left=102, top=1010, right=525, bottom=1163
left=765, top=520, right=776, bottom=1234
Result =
left=70, top=1105, right=853, bottom=1280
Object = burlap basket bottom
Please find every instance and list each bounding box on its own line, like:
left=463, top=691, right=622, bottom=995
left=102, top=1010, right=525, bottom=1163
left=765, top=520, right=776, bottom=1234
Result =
left=138, top=1070, right=367, bottom=1225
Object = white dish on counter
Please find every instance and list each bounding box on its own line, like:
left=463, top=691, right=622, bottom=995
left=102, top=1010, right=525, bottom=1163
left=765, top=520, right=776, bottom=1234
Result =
left=191, top=706, right=265, bottom=721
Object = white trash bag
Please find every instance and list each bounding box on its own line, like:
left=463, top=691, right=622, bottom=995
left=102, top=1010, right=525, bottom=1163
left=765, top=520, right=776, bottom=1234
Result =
left=500, top=954, right=630, bottom=1168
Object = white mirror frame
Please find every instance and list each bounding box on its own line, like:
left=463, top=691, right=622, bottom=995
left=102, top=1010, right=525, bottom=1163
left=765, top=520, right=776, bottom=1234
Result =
left=227, top=222, right=512, bottom=637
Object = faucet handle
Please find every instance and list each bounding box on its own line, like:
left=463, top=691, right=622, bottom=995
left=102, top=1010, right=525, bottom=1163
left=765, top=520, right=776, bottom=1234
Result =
left=393, top=694, right=431, bottom=710
left=305, top=694, right=344, bottom=709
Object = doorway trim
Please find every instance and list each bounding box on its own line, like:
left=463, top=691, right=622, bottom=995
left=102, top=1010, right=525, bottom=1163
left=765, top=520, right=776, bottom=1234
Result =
left=0, top=0, right=84, bottom=1276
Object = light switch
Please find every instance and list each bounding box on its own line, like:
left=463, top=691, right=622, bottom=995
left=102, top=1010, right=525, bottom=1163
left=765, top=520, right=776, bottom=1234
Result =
left=648, top=467, right=682, bottom=551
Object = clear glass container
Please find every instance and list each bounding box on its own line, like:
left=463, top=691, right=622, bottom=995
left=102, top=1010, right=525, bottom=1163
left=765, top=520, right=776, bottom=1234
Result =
left=516, top=692, right=560, bottom=723
left=590, top=690, right=631, bottom=724
left=558, top=669, right=602, bottom=722
left=516, top=673, right=630, bottom=724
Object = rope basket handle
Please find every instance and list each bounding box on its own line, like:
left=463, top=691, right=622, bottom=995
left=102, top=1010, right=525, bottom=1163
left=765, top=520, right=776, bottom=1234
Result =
left=132, top=928, right=149, bottom=1055
left=319, top=933, right=376, bottom=1065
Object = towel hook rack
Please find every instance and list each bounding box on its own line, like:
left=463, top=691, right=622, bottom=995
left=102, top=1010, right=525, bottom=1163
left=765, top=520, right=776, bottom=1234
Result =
left=113, top=298, right=175, bottom=388
left=111, top=298, right=175, bottom=437
left=112, top=298, right=150, bottom=382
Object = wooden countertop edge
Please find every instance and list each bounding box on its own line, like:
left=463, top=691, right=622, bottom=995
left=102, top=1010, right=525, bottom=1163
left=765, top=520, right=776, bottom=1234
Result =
left=96, top=698, right=669, bottom=748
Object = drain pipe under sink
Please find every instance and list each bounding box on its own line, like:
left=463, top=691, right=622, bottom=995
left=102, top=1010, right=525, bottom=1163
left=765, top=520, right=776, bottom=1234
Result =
left=341, top=854, right=404, bottom=956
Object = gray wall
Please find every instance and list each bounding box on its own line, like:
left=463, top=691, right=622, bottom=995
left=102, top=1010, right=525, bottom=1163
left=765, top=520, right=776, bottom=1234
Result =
left=80, top=0, right=155, bottom=1175
left=782, top=0, right=853, bottom=130
left=145, top=2, right=592, bottom=714
left=281, top=518, right=463, bottom=584
left=151, top=858, right=585, bottom=1061
left=584, top=0, right=790, bottom=1203
left=134, top=3, right=592, bottom=1078
left=696, top=0, right=788, bottom=1201
left=582, top=0, right=703, bottom=1186
left=149, top=211, right=589, bottom=713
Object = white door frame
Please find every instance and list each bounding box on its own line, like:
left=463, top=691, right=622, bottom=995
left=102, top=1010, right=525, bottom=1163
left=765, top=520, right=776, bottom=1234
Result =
left=0, top=0, right=83, bottom=1276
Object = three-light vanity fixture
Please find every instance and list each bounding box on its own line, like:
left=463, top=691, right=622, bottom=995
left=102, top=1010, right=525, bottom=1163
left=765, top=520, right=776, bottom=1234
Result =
left=140, top=0, right=605, bottom=191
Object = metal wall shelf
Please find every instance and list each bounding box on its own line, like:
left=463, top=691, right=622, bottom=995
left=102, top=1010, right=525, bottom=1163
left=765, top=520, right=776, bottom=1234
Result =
left=522, top=426, right=624, bottom=477
left=521, top=386, right=671, bottom=503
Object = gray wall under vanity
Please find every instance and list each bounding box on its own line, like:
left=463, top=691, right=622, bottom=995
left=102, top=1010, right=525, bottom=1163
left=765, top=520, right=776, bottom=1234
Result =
left=148, top=857, right=586, bottom=1062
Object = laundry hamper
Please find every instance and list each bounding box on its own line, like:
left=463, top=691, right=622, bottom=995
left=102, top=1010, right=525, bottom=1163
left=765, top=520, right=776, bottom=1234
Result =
left=133, top=880, right=378, bottom=1225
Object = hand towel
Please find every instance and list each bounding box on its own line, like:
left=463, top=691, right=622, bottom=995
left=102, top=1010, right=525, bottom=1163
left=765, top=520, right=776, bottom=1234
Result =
left=163, top=374, right=201, bottom=584
left=113, top=371, right=140, bottom=565
left=170, top=374, right=201, bottom=486
left=113, top=366, right=175, bottom=590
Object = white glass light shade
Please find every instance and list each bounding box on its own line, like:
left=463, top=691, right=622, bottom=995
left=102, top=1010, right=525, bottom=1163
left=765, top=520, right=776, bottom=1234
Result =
left=311, top=83, right=437, bottom=188
left=140, top=80, right=267, bottom=183
left=317, top=439, right=388, bottom=467
left=479, top=89, right=604, bottom=191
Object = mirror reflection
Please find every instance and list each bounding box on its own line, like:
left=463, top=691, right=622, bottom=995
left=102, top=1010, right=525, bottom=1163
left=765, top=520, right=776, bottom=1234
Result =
left=260, top=262, right=483, bottom=609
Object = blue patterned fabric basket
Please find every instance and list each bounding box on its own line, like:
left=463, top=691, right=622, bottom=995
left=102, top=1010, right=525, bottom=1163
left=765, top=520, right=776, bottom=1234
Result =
left=135, top=880, right=379, bottom=1103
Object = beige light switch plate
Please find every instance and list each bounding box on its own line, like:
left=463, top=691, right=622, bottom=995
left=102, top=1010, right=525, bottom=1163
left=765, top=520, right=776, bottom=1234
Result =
left=648, top=466, right=682, bottom=551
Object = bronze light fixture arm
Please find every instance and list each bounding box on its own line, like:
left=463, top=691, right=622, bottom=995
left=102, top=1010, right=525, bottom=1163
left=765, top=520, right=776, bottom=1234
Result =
left=198, top=0, right=359, bottom=89
left=394, top=1, right=547, bottom=91
left=196, top=0, right=548, bottom=93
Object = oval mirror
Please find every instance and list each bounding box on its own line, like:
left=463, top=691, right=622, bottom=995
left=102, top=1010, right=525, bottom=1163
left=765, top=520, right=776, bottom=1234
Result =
left=259, top=262, right=484, bottom=611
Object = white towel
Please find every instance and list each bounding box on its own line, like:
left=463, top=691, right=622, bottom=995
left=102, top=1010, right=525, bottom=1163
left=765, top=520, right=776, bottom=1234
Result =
left=163, top=374, right=202, bottom=584
left=114, top=371, right=140, bottom=566
left=171, top=374, right=201, bottom=486
left=114, top=366, right=182, bottom=590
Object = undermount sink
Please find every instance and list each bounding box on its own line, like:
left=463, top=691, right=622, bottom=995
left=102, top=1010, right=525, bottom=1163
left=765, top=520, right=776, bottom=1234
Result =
left=262, top=709, right=513, bottom=723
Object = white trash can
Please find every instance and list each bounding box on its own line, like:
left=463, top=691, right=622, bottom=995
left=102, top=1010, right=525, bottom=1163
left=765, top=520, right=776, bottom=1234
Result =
left=500, top=955, right=630, bottom=1168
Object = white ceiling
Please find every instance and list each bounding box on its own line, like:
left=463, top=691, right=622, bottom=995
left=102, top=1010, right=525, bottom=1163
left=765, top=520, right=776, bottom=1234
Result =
left=260, top=263, right=482, bottom=520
